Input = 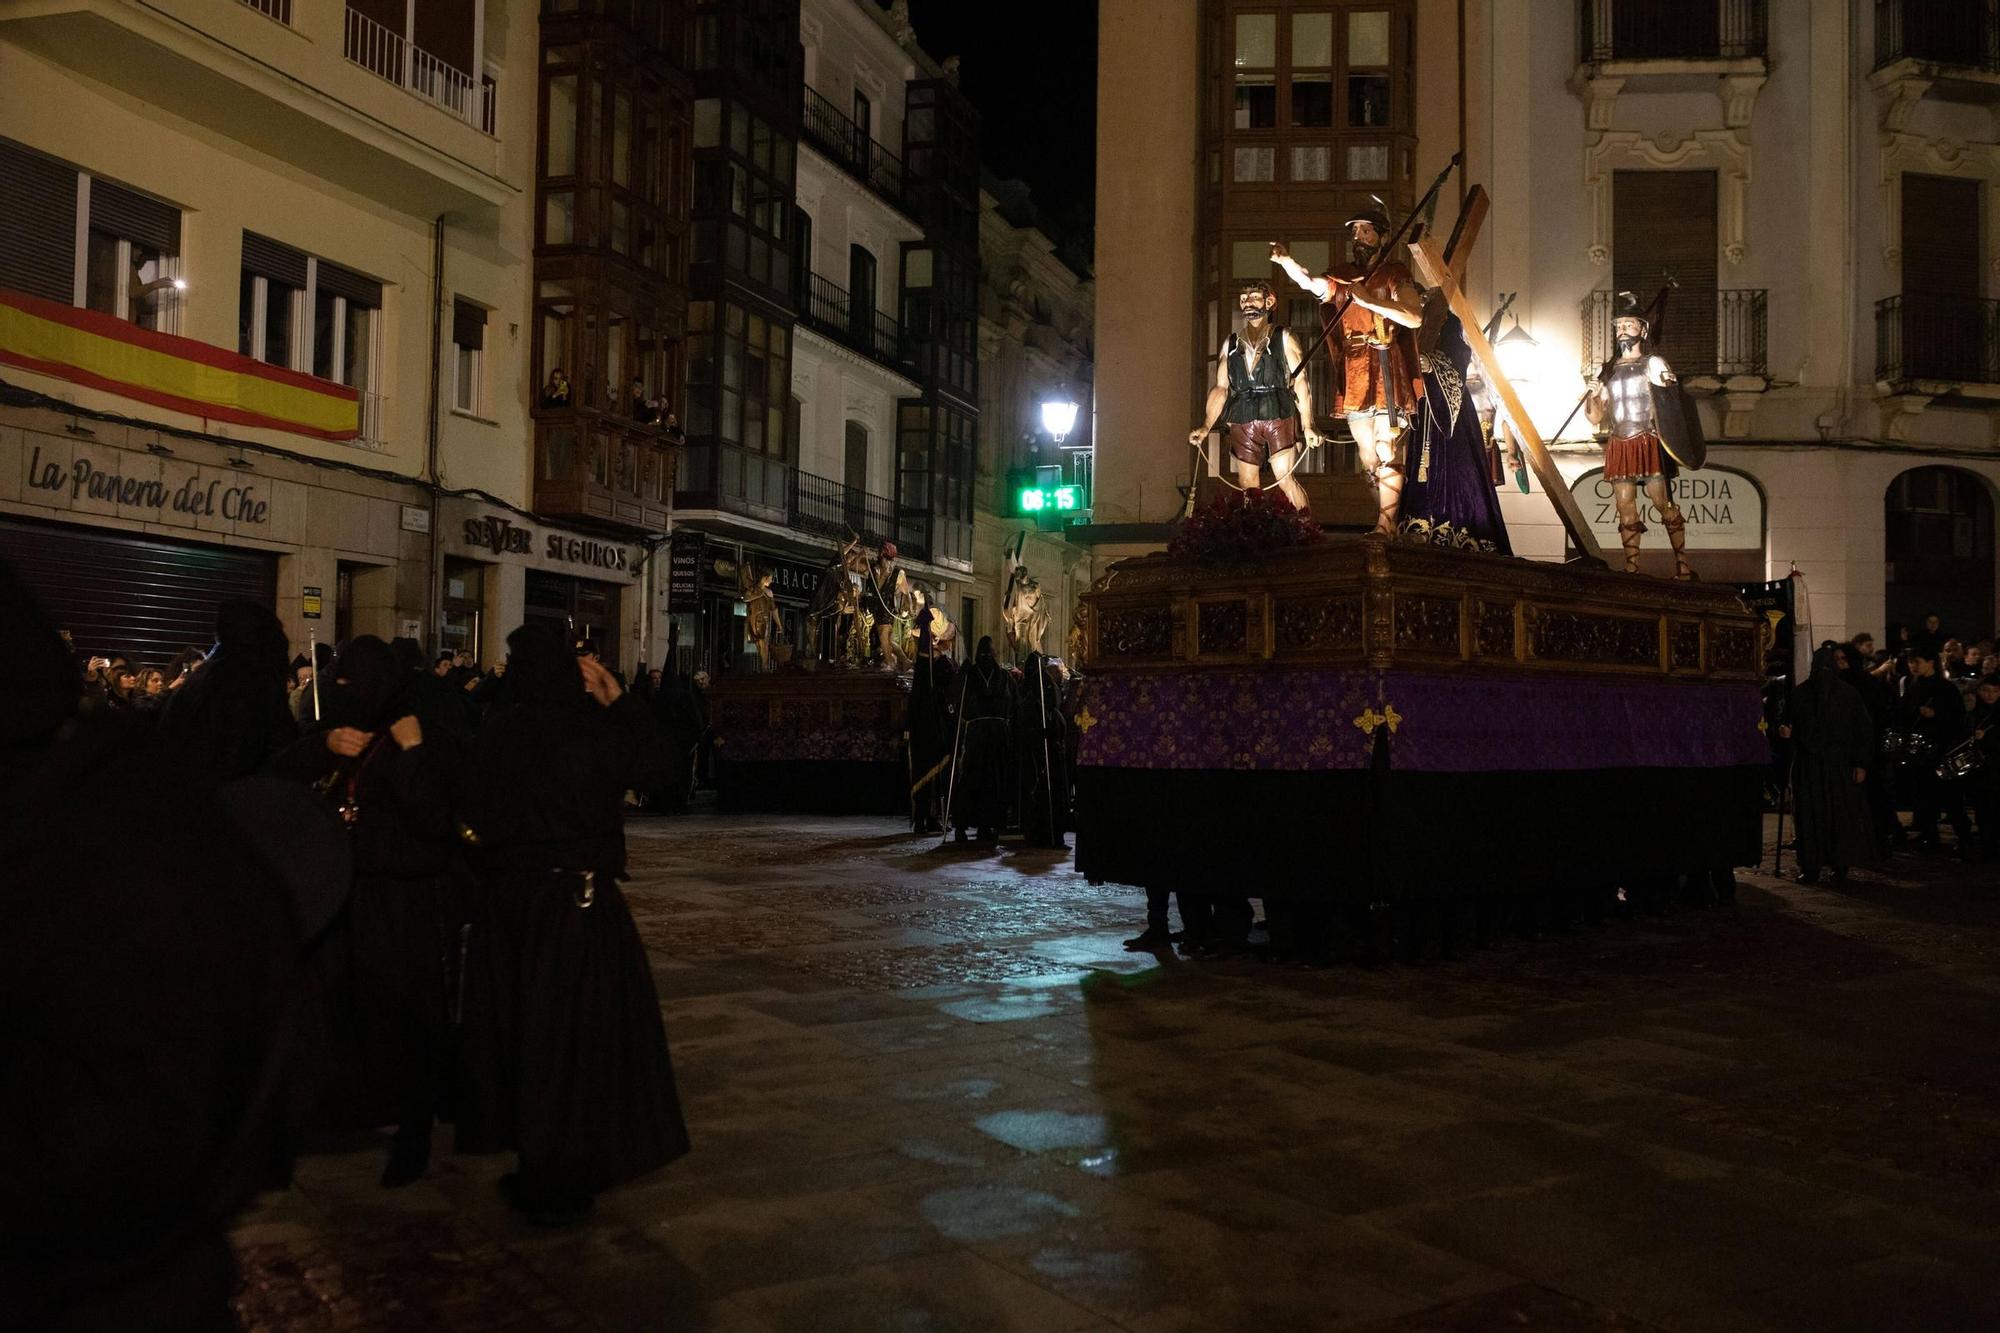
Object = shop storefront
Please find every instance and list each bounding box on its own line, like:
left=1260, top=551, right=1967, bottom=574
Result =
left=667, top=529, right=826, bottom=677
left=1, top=400, right=426, bottom=665
left=436, top=496, right=654, bottom=677
left=1568, top=462, right=1768, bottom=584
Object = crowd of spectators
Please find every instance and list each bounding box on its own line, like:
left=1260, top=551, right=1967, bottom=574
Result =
left=1767, top=612, right=2000, bottom=882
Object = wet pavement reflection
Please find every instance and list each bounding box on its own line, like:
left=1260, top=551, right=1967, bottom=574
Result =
left=233, top=814, right=2000, bottom=1331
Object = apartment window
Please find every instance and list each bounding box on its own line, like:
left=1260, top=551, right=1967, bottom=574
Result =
left=1233, top=14, right=1278, bottom=128
left=1291, top=13, right=1333, bottom=127
left=853, top=88, right=873, bottom=141
left=82, top=178, right=181, bottom=331
left=239, top=233, right=307, bottom=368
left=0, top=139, right=183, bottom=325
left=687, top=299, right=788, bottom=451
left=453, top=299, right=486, bottom=415
left=1612, top=170, right=1719, bottom=375
left=311, top=261, right=383, bottom=397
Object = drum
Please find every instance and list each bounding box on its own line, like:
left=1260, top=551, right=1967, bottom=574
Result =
left=1937, top=747, right=1986, bottom=783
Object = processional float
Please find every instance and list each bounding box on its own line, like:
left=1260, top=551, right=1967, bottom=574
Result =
left=1074, top=169, right=1765, bottom=933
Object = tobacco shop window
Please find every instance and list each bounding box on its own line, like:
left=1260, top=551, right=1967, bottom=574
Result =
left=452, top=298, right=487, bottom=416
left=84, top=178, right=182, bottom=332
left=1233, top=13, right=1277, bottom=129
left=1347, top=9, right=1392, bottom=127
left=1291, top=13, right=1333, bottom=127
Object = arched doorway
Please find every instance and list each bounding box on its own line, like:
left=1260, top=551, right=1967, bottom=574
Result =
left=1885, top=466, right=1995, bottom=639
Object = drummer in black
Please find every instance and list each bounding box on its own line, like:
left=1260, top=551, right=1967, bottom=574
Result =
left=1966, top=676, right=2000, bottom=860
left=1899, top=647, right=1972, bottom=853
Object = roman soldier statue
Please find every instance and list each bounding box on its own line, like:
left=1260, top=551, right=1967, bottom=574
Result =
left=1583, top=291, right=1703, bottom=579
left=1187, top=279, right=1316, bottom=514
left=1272, top=206, right=1425, bottom=532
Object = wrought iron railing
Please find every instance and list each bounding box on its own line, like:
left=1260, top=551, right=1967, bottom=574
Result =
left=1579, top=288, right=1768, bottom=379
left=1875, top=0, right=2000, bottom=73
left=801, top=87, right=905, bottom=206
left=790, top=469, right=916, bottom=550
left=355, top=390, right=387, bottom=448
left=801, top=272, right=906, bottom=369
left=239, top=0, right=292, bottom=23
left=343, top=5, right=492, bottom=132
left=1877, top=294, right=2000, bottom=385
left=1579, top=0, right=1767, bottom=63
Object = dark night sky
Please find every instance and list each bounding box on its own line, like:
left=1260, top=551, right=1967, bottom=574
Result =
left=907, top=0, right=1099, bottom=249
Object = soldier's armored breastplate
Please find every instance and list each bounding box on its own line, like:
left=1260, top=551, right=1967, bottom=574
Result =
left=1607, top=361, right=1656, bottom=438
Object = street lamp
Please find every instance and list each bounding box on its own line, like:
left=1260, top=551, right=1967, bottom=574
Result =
left=1040, top=390, right=1080, bottom=445
left=1494, top=314, right=1541, bottom=384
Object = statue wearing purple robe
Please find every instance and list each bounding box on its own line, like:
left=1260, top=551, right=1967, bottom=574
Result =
left=1396, top=314, right=1511, bottom=555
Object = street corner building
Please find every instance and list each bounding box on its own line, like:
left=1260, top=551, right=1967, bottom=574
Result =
left=0, top=1, right=682, bottom=671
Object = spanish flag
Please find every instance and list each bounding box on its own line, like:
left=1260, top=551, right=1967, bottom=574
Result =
left=0, top=286, right=358, bottom=440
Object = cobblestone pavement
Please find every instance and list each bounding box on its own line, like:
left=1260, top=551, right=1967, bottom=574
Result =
left=233, top=814, right=2000, bottom=1331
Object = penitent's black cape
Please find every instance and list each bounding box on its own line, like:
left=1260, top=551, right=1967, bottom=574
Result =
left=453, top=623, right=688, bottom=1195
left=0, top=558, right=304, bottom=1332
left=1788, top=648, right=1881, bottom=874
left=154, top=598, right=298, bottom=780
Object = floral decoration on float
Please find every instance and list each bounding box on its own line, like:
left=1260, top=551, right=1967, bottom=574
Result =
left=1166, top=489, right=1323, bottom=565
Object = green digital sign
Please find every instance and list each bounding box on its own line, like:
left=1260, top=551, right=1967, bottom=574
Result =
left=1017, top=484, right=1084, bottom=515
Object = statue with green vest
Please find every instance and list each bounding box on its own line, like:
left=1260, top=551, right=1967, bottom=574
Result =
left=1188, top=279, right=1317, bottom=515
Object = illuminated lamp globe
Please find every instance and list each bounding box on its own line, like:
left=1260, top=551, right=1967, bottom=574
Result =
left=1494, top=316, right=1541, bottom=384
left=1040, top=393, right=1081, bottom=445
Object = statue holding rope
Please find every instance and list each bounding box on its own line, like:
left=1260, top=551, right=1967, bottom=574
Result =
left=1186, top=278, right=1316, bottom=516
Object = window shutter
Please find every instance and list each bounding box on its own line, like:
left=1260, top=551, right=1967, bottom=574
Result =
left=1612, top=169, right=1719, bottom=375
left=317, top=259, right=383, bottom=309
left=241, top=232, right=307, bottom=287
left=453, top=298, right=486, bottom=350
left=0, top=137, right=79, bottom=303
left=88, top=178, right=181, bottom=255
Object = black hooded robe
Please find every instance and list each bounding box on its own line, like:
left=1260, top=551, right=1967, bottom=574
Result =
left=951, top=641, right=1016, bottom=839
left=273, top=636, right=470, bottom=1140
left=1013, top=654, right=1070, bottom=848
left=454, top=624, right=688, bottom=1207
left=154, top=599, right=297, bottom=780
left=1788, top=653, right=1881, bottom=875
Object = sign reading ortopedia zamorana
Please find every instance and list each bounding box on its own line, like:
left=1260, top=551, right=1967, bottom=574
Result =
left=461, top=513, right=632, bottom=573
left=27, top=443, right=271, bottom=524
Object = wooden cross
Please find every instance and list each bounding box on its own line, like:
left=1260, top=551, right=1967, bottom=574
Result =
left=1408, top=218, right=1605, bottom=564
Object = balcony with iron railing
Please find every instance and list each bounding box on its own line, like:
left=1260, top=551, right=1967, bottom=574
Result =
left=800, top=87, right=907, bottom=212
left=1580, top=288, right=1769, bottom=381
left=1877, top=295, right=2000, bottom=389
left=238, top=0, right=292, bottom=23
left=344, top=5, right=497, bottom=133
left=799, top=272, right=910, bottom=373
left=1876, top=0, right=2000, bottom=73
left=790, top=469, right=923, bottom=552
left=1578, top=0, right=1768, bottom=63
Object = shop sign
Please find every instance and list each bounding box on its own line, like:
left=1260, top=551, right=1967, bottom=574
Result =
left=26, top=442, right=272, bottom=526
left=703, top=548, right=827, bottom=602
left=302, top=586, right=323, bottom=619
left=668, top=531, right=703, bottom=612
left=457, top=509, right=633, bottom=575
left=1569, top=464, right=1764, bottom=551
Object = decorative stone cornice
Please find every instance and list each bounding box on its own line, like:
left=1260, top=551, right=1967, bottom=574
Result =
left=1583, top=129, right=1752, bottom=266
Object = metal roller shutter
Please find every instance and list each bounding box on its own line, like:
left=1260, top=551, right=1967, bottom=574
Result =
left=0, top=516, right=280, bottom=667
left=242, top=232, right=308, bottom=287
left=0, top=136, right=80, bottom=303
left=317, top=259, right=382, bottom=309
left=87, top=177, right=181, bottom=255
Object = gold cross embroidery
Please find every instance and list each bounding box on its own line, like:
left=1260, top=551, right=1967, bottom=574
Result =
left=1075, top=706, right=1098, bottom=733
left=1353, top=703, right=1402, bottom=735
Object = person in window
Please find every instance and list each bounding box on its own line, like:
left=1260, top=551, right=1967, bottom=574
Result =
left=629, top=377, right=655, bottom=423
left=541, top=368, right=571, bottom=409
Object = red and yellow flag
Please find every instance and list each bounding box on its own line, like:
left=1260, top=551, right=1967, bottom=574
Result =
left=0, top=286, right=358, bottom=441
